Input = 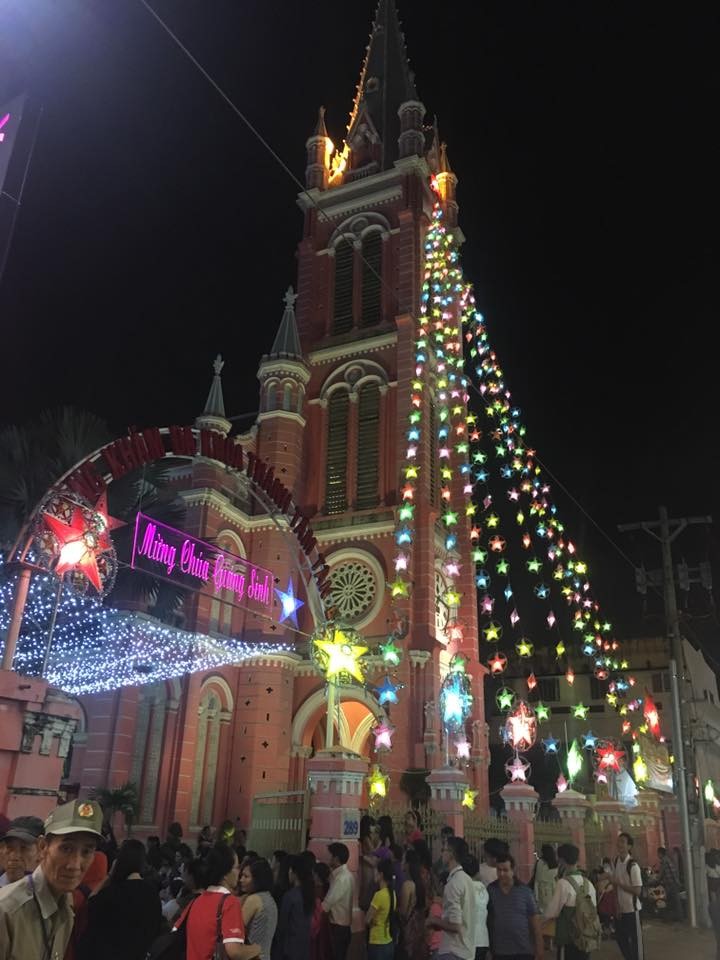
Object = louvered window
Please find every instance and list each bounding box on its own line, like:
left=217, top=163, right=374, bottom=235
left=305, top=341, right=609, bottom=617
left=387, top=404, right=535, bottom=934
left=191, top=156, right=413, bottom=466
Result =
left=360, top=232, right=382, bottom=328
left=356, top=382, right=380, bottom=509
left=333, top=241, right=354, bottom=334
left=326, top=391, right=349, bottom=514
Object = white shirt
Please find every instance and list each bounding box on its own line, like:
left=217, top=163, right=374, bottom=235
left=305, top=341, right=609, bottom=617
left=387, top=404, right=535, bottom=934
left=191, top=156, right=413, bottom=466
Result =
left=477, top=862, right=497, bottom=887
left=542, top=873, right=597, bottom=920
left=613, top=855, right=643, bottom=913
left=323, top=863, right=354, bottom=926
left=439, top=865, right=476, bottom=960
left=472, top=879, right=489, bottom=948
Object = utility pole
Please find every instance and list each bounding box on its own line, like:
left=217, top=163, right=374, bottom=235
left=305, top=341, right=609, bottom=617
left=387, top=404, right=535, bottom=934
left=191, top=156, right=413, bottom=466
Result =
left=618, top=506, right=713, bottom=929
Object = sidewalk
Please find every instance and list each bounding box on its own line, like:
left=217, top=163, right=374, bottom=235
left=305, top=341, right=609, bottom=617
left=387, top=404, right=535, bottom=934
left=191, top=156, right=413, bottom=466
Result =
left=595, top=918, right=716, bottom=960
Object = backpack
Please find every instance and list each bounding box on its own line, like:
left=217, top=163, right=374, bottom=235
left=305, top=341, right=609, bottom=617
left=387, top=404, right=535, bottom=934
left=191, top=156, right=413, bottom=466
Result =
left=614, top=856, right=642, bottom=910
left=566, top=876, right=602, bottom=953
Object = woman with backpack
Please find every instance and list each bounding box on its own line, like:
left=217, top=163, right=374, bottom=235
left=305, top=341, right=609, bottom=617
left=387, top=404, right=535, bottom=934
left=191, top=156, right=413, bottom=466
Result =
left=541, top=843, right=600, bottom=960
left=367, top=858, right=398, bottom=960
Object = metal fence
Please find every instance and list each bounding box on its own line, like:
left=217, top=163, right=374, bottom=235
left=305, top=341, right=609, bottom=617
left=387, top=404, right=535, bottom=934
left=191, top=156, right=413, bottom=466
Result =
left=463, top=812, right=519, bottom=862
left=584, top=818, right=606, bottom=869
left=534, top=816, right=569, bottom=852
left=246, top=790, right=310, bottom=857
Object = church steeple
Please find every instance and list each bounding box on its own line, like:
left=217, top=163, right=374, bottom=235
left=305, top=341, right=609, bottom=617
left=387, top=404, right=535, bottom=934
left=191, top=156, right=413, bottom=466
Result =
left=345, top=0, right=425, bottom=172
left=196, top=354, right=232, bottom=435
left=268, top=287, right=303, bottom=360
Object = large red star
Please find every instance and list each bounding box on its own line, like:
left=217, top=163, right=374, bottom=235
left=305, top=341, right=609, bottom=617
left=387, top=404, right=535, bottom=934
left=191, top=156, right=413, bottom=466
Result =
left=42, top=493, right=123, bottom=592
left=597, top=744, right=624, bottom=772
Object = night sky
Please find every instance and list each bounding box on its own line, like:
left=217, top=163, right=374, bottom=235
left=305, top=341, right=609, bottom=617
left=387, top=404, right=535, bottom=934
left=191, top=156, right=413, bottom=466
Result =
left=1, top=1, right=718, bottom=642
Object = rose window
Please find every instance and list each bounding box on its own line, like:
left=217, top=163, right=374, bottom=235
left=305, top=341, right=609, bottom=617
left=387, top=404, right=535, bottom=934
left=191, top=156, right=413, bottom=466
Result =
left=328, top=561, right=377, bottom=623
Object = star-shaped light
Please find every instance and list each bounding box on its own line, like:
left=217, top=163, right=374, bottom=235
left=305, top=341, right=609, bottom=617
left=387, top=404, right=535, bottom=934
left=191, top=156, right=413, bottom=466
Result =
left=542, top=735, right=560, bottom=754
left=373, top=722, right=395, bottom=751
left=527, top=557, right=542, bottom=573
left=462, top=787, right=478, bottom=809
left=455, top=738, right=471, bottom=759
left=444, top=589, right=461, bottom=606
left=516, top=638, right=534, bottom=657
left=42, top=494, right=122, bottom=593
left=633, top=756, right=648, bottom=782
left=506, top=755, right=530, bottom=782
left=390, top=578, right=410, bottom=598
left=379, top=638, right=401, bottom=666
left=480, top=595, right=495, bottom=614
left=582, top=731, right=598, bottom=750
left=394, top=553, right=409, bottom=572
left=533, top=703, right=549, bottom=723
left=643, top=692, right=661, bottom=738
left=496, top=687, right=516, bottom=712
left=597, top=744, right=624, bottom=772
left=488, top=652, right=507, bottom=675
left=573, top=703, right=589, bottom=720
left=489, top=536, right=506, bottom=552
left=506, top=701, right=537, bottom=751
left=496, top=558, right=510, bottom=575
left=313, top=627, right=368, bottom=683
left=376, top=676, right=400, bottom=705
left=274, top=579, right=304, bottom=626
left=483, top=622, right=502, bottom=642
left=367, top=765, right=389, bottom=798
left=486, top=513, right=500, bottom=528
left=535, top=583, right=549, bottom=599
left=444, top=560, right=461, bottom=577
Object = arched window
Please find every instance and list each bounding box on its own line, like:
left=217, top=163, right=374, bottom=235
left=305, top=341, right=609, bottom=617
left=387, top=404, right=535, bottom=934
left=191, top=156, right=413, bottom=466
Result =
left=266, top=380, right=278, bottom=412
left=283, top=383, right=293, bottom=411
left=360, top=232, right=382, bottom=328
left=326, top=391, right=349, bottom=514
left=333, top=241, right=354, bottom=334
left=190, top=690, right=222, bottom=827
left=129, top=683, right=167, bottom=825
left=356, top=382, right=380, bottom=509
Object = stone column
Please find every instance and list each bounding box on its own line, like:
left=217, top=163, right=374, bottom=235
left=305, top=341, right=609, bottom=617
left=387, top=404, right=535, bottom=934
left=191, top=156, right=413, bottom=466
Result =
left=552, top=788, right=591, bottom=867
left=501, top=782, right=539, bottom=883
left=307, top=749, right=368, bottom=871
left=427, top=764, right=469, bottom=840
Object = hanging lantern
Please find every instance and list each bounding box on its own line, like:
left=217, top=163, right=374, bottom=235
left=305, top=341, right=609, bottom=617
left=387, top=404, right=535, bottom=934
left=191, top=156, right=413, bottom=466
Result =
left=505, top=754, right=530, bottom=782
left=556, top=774, right=569, bottom=793
left=643, top=691, right=661, bottom=738
left=567, top=740, right=583, bottom=782
left=488, top=652, right=508, bottom=675
left=367, top=765, right=389, bottom=799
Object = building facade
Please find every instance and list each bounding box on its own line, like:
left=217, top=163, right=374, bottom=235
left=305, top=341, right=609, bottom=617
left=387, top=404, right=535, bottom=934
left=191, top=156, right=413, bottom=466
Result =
left=64, top=0, right=489, bottom=834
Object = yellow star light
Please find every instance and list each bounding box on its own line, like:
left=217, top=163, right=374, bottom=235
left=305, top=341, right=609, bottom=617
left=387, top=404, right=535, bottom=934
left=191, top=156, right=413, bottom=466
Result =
left=462, top=788, right=478, bottom=809
left=367, top=765, right=389, bottom=798
left=314, top=628, right=368, bottom=683
left=390, top=578, right=410, bottom=598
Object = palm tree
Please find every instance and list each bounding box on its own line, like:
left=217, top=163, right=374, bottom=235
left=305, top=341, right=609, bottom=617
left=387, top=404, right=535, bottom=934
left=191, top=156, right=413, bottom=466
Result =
left=90, top=781, right=140, bottom=837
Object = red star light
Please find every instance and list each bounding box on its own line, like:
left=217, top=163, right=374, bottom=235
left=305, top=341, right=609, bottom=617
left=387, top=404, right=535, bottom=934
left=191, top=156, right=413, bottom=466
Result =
left=42, top=494, right=123, bottom=593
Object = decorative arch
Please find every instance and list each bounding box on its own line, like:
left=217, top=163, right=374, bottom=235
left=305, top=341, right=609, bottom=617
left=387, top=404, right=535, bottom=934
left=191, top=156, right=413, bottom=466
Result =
left=328, top=212, right=392, bottom=249
left=320, top=359, right=389, bottom=401
left=350, top=710, right=377, bottom=755
left=190, top=677, right=233, bottom=827
left=291, top=685, right=386, bottom=752
left=7, top=423, right=331, bottom=642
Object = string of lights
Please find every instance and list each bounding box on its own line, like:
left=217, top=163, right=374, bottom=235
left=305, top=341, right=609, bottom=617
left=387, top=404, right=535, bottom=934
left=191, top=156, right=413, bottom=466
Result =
left=0, top=555, right=294, bottom=696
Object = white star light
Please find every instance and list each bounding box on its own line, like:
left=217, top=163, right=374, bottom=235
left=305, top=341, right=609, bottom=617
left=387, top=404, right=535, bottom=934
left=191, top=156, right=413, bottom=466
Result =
left=274, top=579, right=304, bottom=626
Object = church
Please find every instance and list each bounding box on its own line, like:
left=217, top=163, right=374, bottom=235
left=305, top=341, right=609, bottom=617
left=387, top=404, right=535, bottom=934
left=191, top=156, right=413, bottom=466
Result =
left=62, top=0, right=489, bottom=837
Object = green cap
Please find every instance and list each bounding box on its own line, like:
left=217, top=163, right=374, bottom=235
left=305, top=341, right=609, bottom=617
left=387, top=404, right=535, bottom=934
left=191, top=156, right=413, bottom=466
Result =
left=44, top=800, right=103, bottom=839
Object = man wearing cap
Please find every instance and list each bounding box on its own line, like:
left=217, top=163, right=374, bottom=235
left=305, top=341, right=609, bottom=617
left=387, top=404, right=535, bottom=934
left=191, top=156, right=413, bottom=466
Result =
left=0, top=818, right=45, bottom=888
left=0, top=799, right=102, bottom=960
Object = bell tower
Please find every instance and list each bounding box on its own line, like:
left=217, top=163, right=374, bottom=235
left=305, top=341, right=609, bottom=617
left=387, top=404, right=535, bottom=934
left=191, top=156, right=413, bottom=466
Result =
left=291, top=0, right=488, bottom=806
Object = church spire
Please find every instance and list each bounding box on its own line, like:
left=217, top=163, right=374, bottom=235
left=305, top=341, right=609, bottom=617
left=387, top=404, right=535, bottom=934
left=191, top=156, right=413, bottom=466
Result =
left=347, top=0, right=423, bottom=170
left=196, top=354, right=231, bottom=435
left=269, top=286, right=303, bottom=360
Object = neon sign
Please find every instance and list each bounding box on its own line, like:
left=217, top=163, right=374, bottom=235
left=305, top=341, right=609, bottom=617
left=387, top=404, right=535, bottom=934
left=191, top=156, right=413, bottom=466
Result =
left=131, top=512, right=276, bottom=616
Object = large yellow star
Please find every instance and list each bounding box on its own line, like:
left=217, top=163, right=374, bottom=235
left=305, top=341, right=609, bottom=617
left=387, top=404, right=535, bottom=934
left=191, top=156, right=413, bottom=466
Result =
left=314, top=628, right=368, bottom=683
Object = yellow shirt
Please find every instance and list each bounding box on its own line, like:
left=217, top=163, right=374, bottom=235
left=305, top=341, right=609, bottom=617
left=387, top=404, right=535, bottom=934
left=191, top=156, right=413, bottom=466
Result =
left=369, top=886, right=395, bottom=945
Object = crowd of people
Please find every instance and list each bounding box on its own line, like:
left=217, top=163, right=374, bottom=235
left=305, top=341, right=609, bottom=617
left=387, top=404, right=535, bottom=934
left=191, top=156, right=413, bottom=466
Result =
left=0, top=800, right=670, bottom=960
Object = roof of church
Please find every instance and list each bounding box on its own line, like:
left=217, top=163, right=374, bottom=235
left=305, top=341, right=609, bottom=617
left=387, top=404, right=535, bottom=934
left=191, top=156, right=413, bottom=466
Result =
left=348, top=0, right=419, bottom=169
left=268, top=286, right=303, bottom=360
left=203, top=354, right=226, bottom=417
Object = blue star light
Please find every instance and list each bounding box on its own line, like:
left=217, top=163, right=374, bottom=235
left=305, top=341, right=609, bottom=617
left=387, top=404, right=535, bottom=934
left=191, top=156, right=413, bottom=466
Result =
left=582, top=731, right=598, bottom=750
left=274, top=580, right=304, bottom=626
left=376, top=676, right=400, bottom=705
left=542, top=736, right=560, bottom=754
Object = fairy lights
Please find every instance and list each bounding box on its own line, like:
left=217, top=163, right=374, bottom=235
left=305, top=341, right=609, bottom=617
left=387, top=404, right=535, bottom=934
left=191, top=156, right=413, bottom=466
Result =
left=0, top=555, right=293, bottom=695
